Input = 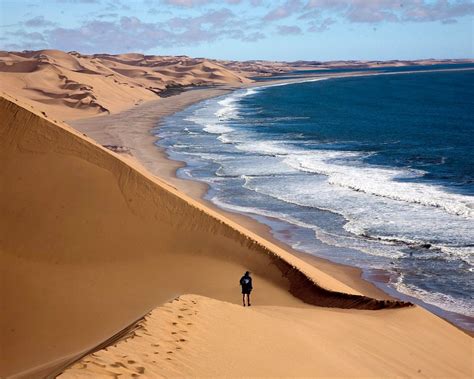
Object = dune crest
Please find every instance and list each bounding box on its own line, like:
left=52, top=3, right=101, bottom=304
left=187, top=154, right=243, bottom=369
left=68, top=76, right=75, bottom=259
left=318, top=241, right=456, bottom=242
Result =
left=59, top=294, right=472, bottom=378
left=0, top=93, right=412, bottom=377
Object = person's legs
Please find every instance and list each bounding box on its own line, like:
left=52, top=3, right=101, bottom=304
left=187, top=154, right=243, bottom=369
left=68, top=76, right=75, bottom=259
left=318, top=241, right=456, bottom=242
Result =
left=247, top=293, right=251, bottom=306
left=242, top=294, right=246, bottom=306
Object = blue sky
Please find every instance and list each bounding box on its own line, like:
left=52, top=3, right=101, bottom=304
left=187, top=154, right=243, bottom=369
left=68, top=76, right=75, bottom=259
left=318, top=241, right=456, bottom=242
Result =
left=0, top=0, right=473, bottom=61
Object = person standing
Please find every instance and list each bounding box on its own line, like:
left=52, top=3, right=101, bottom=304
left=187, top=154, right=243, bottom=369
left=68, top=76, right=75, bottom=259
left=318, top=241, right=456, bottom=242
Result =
left=239, top=271, right=253, bottom=306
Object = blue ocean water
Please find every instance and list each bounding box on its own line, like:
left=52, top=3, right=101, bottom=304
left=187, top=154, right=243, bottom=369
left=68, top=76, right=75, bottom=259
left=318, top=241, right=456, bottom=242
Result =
left=156, top=69, right=474, bottom=330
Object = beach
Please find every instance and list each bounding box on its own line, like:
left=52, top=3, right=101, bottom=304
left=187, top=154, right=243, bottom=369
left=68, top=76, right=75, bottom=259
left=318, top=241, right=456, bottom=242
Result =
left=1, top=51, right=473, bottom=378
left=70, top=84, right=393, bottom=300
left=70, top=77, right=473, bottom=376
left=153, top=70, right=474, bottom=331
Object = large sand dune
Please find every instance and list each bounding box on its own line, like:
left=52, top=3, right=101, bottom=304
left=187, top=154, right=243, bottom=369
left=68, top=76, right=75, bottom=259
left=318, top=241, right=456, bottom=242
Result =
left=0, top=93, right=416, bottom=378
left=1, top=49, right=473, bottom=376
left=0, top=50, right=250, bottom=121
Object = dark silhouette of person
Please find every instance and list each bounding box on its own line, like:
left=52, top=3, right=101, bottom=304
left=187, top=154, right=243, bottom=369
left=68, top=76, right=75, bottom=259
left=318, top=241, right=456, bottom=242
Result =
left=239, top=271, right=253, bottom=306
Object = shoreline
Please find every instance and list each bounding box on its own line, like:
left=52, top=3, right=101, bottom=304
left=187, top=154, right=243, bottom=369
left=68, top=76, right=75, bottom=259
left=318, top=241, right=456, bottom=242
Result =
left=70, top=82, right=388, bottom=301
left=70, top=71, right=473, bottom=334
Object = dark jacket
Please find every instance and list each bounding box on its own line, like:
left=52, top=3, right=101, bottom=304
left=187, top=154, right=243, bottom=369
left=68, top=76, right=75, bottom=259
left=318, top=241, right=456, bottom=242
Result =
left=240, top=275, right=253, bottom=293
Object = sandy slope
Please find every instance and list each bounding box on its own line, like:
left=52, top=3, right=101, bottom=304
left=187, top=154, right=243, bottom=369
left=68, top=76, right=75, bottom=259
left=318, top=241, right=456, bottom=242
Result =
left=0, top=93, right=415, bottom=378
left=69, top=85, right=395, bottom=301
left=61, top=295, right=472, bottom=378
left=0, top=50, right=250, bottom=121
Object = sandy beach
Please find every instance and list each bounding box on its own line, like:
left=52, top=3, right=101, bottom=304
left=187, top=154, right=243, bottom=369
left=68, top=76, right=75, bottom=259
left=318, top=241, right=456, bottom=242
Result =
left=70, top=84, right=393, bottom=300
left=1, top=50, right=473, bottom=378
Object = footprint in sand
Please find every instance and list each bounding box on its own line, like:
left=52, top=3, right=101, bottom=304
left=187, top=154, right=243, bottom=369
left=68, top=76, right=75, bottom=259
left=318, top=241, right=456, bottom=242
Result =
left=187, top=322, right=193, bottom=325
left=167, top=351, right=173, bottom=354
left=110, top=362, right=127, bottom=368
left=177, top=315, right=183, bottom=318
left=171, top=332, right=177, bottom=334
left=179, top=338, right=186, bottom=342
left=136, top=367, right=145, bottom=374
left=91, top=361, right=107, bottom=368
left=172, top=322, right=178, bottom=325
left=127, top=360, right=136, bottom=364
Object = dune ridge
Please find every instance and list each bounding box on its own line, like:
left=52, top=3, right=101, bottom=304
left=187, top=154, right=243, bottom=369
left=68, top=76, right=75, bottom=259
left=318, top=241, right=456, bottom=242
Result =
left=59, top=294, right=472, bottom=378
left=0, top=92, right=415, bottom=377
left=0, top=92, right=410, bottom=309
left=0, top=50, right=251, bottom=121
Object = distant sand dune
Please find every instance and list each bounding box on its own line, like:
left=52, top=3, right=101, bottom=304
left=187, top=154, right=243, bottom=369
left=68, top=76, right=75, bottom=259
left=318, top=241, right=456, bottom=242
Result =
left=0, top=92, right=412, bottom=377
left=0, top=50, right=251, bottom=121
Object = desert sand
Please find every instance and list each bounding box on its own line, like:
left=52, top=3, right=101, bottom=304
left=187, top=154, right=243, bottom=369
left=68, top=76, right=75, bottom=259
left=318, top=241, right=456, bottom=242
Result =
left=0, top=50, right=250, bottom=121
left=213, top=57, right=474, bottom=77
left=1, top=50, right=473, bottom=378
left=61, top=295, right=472, bottom=378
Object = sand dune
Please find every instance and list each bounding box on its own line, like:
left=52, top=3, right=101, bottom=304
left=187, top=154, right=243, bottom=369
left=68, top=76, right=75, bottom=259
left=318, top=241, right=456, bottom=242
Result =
left=0, top=50, right=470, bottom=122
left=0, top=93, right=415, bottom=378
left=1, top=50, right=473, bottom=377
left=216, top=57, right=474, bottom=76
left=0, top=50, right=250, bottom=121
left=60, top=295, right=472, bottom=378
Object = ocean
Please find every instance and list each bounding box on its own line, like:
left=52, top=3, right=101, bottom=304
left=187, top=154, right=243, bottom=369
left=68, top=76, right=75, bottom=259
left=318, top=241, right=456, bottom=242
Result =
left=155, top=68, right=474, bottom=330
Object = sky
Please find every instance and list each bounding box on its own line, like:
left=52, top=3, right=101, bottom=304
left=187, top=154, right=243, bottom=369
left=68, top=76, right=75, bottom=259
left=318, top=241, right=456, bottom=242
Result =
left=0, top=0, right=473, bottom=61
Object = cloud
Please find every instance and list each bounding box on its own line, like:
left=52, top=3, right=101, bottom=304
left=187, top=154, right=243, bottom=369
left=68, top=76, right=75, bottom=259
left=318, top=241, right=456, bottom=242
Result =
left=24, top=16, right=56, bottom=28
left=168, top=8, right=236, bottom=29
left=10, top=30, right=46, bottom=41
left=55, top=0, right=100, bottom=3
left=263, top=0, right=303, bottom=21
left=4, top=0, right=471, bottom=54
left=96, top=12, right=118, bottom=18
left=277, top=25, right=302, bottom=35
left=242, top=31, right=265, bottom=41
left=3, top=29, right=48, bottom=50
left=47, top=17, right=171, bottom=52
left=304, top=0, right=474, bottom=24
left=102, top=0, right=130, bottom=11
left=162, top=0, right=259, bottom=6
left=42, top=9, right=266, bottom=53
left=400, top=0, right=474, bottom=23
left=307, top=17, right=334, bottom=32
left=163, top=0, right=212, bottom=6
